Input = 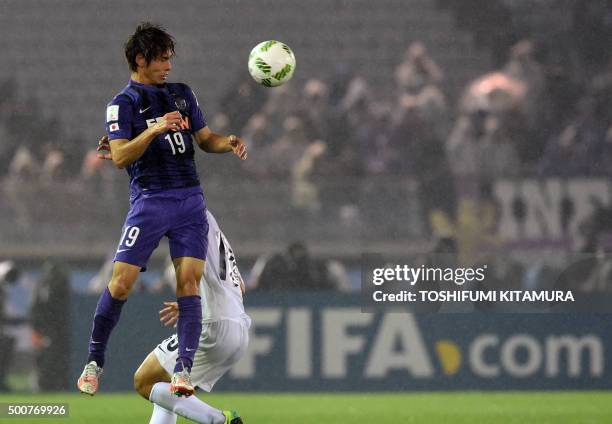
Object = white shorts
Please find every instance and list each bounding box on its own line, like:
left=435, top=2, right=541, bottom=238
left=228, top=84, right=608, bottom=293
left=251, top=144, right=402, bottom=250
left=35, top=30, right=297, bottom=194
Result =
left=153, top=316, right=250, bottom=392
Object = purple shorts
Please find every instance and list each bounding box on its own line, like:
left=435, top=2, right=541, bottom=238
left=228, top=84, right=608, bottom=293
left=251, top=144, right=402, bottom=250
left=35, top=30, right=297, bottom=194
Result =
left=114, top=187, right=208, bottom=271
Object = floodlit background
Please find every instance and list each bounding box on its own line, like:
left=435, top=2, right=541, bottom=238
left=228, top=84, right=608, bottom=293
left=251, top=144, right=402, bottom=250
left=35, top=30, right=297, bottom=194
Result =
left=0, top=0, right=611, bottom=422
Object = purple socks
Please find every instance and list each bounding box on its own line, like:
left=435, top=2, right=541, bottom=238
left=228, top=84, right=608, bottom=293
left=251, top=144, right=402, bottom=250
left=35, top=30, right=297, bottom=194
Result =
left=86, top=289, right=201, bottom=373
left=174, top=295, right=202, bottom=373
left=87, top=287, right=126, bottom=368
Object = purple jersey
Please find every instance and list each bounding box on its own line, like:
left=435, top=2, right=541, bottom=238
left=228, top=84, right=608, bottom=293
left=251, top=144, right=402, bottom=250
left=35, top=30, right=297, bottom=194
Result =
left=106, top=80, right=207, bottom=195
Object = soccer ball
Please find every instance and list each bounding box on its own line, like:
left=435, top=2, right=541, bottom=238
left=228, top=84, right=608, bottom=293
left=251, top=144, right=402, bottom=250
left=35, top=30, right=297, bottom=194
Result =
left=248, top=40, right=296, bottom=87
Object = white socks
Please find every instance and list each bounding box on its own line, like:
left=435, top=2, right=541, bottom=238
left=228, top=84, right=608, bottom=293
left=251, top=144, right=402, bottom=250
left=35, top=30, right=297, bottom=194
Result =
left=149, top=382, right=226, bottom=424
left=149, top=404, right=177, bottom=424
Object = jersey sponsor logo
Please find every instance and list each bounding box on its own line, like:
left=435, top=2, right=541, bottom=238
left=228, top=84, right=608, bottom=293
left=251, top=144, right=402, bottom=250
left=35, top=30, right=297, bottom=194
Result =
left=139, top=106, right=152, bottom=114
left=116, top=248, right=131, bottom=253
left=179, top=115, right=190, bottom=130
left=146, top=116, right=191, bottom=131
left=106, top=105, right=119, bottom=122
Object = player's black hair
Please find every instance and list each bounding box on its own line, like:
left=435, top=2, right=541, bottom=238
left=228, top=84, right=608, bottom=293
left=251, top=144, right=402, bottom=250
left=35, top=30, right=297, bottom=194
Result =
left=124, top=22, right=175, bottom=72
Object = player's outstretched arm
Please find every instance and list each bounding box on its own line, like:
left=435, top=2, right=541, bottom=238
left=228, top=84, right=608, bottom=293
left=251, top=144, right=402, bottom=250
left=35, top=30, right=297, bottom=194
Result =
left=194, top=126, right=247, bottom=160
left=110, top=111, right=183, bottom=168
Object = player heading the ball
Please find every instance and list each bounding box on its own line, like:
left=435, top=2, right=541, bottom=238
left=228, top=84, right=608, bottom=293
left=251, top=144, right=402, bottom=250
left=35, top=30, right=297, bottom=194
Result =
left=77, top=22, right=247, bottom=399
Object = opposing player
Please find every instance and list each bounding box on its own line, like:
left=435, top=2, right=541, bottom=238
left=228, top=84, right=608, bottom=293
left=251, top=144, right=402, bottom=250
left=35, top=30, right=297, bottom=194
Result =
left=135, top=210, right=249, bottom=424
left=78, top=22, right=247, bottom=397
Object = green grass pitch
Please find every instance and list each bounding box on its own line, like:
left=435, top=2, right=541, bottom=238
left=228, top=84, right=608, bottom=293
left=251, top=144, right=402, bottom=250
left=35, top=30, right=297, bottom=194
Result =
left=0, top=392, right=611, bottom=423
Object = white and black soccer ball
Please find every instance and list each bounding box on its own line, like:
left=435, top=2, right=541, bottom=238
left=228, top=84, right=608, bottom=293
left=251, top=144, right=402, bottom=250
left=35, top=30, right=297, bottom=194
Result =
left=248, top=40, right=296, bottom=87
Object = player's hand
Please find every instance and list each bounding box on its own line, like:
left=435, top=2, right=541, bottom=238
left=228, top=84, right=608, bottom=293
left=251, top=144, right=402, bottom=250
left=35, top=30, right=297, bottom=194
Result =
left=152, top=111, right=183, bottom=135
left=96, top=135, right=112, bottom=160
left=159, top=301, right=179, bottom=327
left=229, top=135, right=247, bottom=160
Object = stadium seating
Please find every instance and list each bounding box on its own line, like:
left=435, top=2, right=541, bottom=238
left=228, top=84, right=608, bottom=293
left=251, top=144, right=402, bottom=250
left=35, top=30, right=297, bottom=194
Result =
left=0, top=0, right=491, bottom=141
left=0, top=0, right=491, bottom=258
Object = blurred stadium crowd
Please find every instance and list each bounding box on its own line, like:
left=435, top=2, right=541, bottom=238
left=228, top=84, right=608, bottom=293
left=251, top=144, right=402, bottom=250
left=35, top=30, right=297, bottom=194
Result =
left=2, top=1, right=612, bottom=251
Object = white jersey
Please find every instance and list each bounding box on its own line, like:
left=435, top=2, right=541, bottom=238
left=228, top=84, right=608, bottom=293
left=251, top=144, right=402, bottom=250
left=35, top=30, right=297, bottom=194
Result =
left=154, top=211, right=250, bottom=392
left=201, top=211, right=248, bottom=322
